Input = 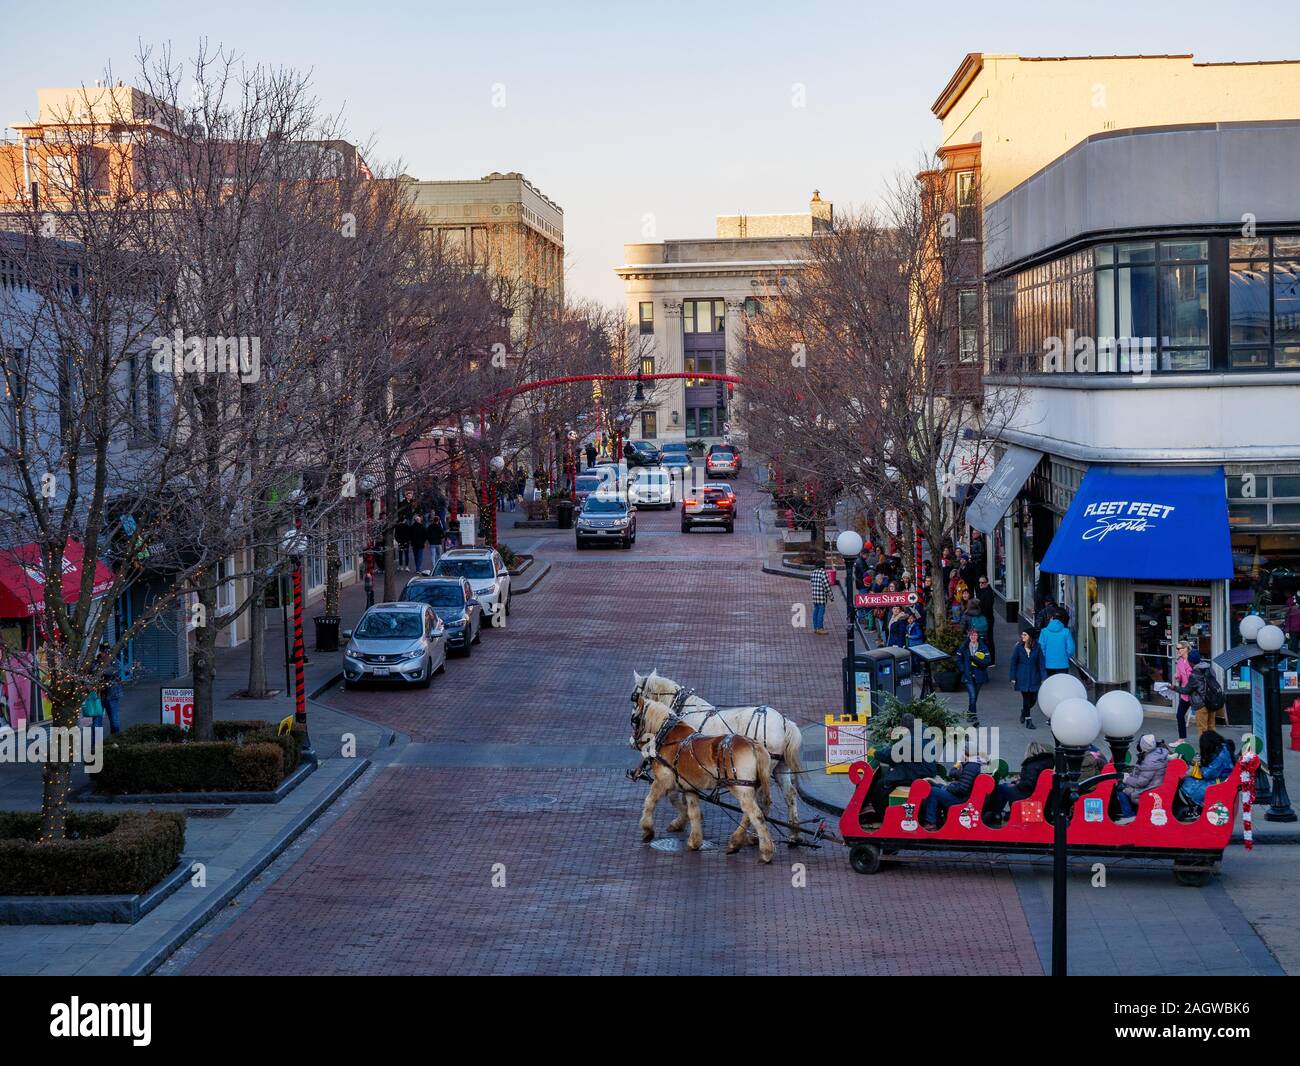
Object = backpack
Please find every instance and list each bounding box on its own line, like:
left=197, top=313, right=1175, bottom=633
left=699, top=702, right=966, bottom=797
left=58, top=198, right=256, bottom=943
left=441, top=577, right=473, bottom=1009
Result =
left=1202, top=669, right=1226, bottom=712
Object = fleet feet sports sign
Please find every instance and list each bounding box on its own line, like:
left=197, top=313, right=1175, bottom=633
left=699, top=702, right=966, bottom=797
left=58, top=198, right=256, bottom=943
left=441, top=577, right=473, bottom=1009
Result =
left=1041, top=466, right=1232, bottom=580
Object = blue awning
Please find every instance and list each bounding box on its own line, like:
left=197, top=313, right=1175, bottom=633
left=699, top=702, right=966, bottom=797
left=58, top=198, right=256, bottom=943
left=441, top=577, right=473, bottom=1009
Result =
left=1041, top=466, right=1231, bottom=580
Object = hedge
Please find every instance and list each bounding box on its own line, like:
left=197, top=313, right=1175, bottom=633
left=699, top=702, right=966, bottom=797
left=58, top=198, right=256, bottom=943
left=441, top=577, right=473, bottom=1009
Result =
left=0, top=810, right=185, bottom=896
left=94, top=719, right=305, bottom=795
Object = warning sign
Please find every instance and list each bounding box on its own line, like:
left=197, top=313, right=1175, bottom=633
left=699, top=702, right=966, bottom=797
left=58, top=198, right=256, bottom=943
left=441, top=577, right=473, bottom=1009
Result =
left=824, top=714, right=868, bottom=773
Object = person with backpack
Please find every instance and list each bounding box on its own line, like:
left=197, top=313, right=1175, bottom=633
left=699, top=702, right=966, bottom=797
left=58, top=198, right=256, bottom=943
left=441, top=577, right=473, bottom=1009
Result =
left=1172, top=649, right=1225, bottom=736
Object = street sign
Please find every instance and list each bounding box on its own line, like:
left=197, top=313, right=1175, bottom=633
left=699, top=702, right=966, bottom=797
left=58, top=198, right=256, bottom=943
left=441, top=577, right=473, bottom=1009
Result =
left=824, top=713, right=869, bottom=773
left=161, top=687, right=194, bottom=731
left=1250, top=668, right=1268, bottom=763
left=855, top=591, right=919, bottom=608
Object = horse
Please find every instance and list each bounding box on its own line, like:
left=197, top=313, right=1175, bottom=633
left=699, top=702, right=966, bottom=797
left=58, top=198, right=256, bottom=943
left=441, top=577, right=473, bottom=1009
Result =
left=630, top=693, right=775, bottom=863
left=631, top=669, right=804, bottom=841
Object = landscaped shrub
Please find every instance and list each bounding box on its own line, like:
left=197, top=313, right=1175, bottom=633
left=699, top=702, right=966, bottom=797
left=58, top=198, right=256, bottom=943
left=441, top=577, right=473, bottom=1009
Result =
left=94, top=719, right=305, bottom=795
left=0, top=810, right=185, bottom=896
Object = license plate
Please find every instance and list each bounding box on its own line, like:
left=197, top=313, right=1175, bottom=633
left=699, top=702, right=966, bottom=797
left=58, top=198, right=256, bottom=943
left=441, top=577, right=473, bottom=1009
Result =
left=372, top=666, right=390, bottom=676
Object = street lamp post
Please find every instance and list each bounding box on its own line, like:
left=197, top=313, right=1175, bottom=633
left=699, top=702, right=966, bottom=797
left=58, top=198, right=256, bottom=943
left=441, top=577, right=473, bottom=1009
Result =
left=1048, top=694, right=1101, bottom=978
left=1096, top=689, right=1145, bottom=770
left=282, top=508, right=315, bottom=766
left=835, top=530, right=864, bottom=716
left=1257, top=623, right=1296, bottom=822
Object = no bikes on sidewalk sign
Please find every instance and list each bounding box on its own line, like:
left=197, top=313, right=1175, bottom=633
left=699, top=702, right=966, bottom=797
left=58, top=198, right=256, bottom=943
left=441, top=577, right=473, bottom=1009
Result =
left=854, top=590, right=919, bottom=609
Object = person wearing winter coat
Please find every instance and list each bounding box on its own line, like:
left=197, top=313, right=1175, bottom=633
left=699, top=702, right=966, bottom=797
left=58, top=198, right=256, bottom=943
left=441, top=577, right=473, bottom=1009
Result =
left=1286, top=593, right=1300, bottom=653
left=1171, top=650, right=1221, bottom=735
left=394, top=515, right=412, bottom=570
left=955, top=628, right=991, bottom=723
left=921, top=750, right=988, bottom=829
left=886, top=606, right=910, bottom=649
left=1038, top=616, right=1075, bottom=675
left=987, top=740, right=1055, bottom=823
left=408, top=515, right=428, bottom=573
left=1116, top=734, right=1170, bottom=820
left=905, top=611, right=925, bottom=648
left=1180, top=730, right=1235, bottom=808
left=809, top=567, right=831, bottom=635
left=1009, top=628, right=1046, bottom=728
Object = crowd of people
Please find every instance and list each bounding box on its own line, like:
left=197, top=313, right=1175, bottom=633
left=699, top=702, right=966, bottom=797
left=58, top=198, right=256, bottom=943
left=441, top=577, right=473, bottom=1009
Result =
left=864, top=714, right=1239, bottom=831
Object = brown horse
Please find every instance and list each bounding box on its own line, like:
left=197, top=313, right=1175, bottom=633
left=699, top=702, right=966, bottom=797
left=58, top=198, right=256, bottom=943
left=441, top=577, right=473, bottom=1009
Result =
left=631, top=693, right=774, bottom=863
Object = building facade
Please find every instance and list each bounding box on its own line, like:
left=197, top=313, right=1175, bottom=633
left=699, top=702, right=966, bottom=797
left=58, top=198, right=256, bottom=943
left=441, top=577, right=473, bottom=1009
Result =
left=615, top=193, right=831, bottom=443
left=943, top=54, right=1300, bottom=713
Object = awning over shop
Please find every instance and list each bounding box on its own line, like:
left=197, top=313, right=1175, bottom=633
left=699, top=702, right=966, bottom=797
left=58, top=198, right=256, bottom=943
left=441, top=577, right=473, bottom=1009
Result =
left=1041, top=466, right=1232, bottom=580
left=0, top=540, right=114, bottom=617
left=965, top=445, right=1044, bottom=534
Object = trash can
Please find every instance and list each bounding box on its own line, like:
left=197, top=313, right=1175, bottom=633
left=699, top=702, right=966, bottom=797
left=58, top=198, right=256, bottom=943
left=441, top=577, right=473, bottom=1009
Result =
left=457, top=515, right=477, bottom=547
left=556, top=499, right=575, bottom=529
left=314, top=615, right=341, bottom=652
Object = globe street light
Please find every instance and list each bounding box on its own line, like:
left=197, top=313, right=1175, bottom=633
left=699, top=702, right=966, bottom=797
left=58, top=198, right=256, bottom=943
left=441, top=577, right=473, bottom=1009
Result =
left=1239, top=613, right=1265, bottom=644
left=835, top=530, right=864, bottom=716
left=1037, top=671, right=1087, bottom=720
left=1049, top=695, right=1100, bottom=978
left=1096, top=689, right=1145, bottom=768
left=1238, top=620, right=1296, bottom=822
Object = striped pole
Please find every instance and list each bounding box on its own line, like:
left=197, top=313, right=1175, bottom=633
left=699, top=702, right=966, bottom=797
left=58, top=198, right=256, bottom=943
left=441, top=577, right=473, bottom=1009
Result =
left=293, top=526, right=306, bottom=730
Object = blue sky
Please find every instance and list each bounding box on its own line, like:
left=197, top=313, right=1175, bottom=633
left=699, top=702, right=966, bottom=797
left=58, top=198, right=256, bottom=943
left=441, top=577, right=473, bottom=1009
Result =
left=4, top=1, right=1296, bottom=304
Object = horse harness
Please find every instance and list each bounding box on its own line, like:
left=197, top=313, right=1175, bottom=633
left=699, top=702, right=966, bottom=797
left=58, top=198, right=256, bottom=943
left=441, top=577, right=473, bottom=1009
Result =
left=628, top=703, right=758, bottom=796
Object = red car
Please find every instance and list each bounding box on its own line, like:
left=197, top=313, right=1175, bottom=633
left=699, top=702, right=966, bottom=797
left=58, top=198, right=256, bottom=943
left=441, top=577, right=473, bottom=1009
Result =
left=682, top=482, right=736, bottom=533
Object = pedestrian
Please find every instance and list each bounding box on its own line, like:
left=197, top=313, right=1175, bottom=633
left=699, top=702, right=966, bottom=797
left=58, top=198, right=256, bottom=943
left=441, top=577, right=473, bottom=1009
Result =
left=363, top=560, right=375, bottom=608
left=960, top=548, right=981, bottom=593
left=976, top=575, right=997, bottom=665
left=1173, top=640, right=1192, bottom=740
left=905, top=609, right=925, bottom=648
left=939, top=546, right=954, bottom=593
left=1009, top=627, right=1045, bottom=729
left=1038, top=611, right=1075, bottom=676
left=428, top=511, right=446, bottom=566
left=99, top=642, right=124, bottom=736
left=585, top=441, right=597, bottom=469
left=962, top=597, right=988, bottom=645
left=955, top=626, right=991, bottom=725
left=1171, top=649, right=1224, bottom=736
left=809, top=566, right=831, bottom=635
left=409, top=515, right=428, bottom=573
left=394, top=513, right=411, bottom=571
left=81, top=685, right=105, bottom=742
left=1286, top=593, right=1300, bottom=653
left=886, top=606, right=909, bottom=648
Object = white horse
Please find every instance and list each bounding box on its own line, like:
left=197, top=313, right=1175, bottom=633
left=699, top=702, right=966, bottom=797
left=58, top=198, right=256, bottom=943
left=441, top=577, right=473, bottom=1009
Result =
left=631, top=669, right=805, bottom=841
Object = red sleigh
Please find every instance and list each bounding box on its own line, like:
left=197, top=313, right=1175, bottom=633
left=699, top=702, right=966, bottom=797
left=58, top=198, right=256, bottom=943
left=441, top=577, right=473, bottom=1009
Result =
left=839, top=754, right=1244, bottom=885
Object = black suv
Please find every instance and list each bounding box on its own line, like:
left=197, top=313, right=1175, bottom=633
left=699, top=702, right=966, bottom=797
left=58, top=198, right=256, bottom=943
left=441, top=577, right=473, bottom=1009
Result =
left=399, top=575, right=483, bottom=655
left=624, top=440, right=663, bottom=467
left=576, top=494, right=637, bottom=549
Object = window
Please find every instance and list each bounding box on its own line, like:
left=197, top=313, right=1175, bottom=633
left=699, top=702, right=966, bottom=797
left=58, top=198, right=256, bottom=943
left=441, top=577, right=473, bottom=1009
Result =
left=683, top=298, right=725, bottom=334
left=743, top=296, right=762, bottom=317
left=956, top=171, right=978, bottom=242
left=216, top=557, right=236, bottom=615
left=1231, top=236, right=1300, bottom=369
left=641, top=410, right=657, bottom=439
left=958, top=288, right=979, bottom=361
left=638, top=302, right=654, bottom=335
left=470, top=227, right=490, bottom=266
left=639, top=355, right=655, bottom=377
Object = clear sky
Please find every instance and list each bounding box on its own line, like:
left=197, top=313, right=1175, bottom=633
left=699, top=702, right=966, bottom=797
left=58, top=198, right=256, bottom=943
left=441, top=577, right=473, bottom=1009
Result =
left=3, top=1, right=1296, bottom=306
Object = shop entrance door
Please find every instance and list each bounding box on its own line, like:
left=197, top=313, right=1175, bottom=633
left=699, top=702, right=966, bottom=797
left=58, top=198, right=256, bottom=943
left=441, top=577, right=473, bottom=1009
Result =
left=1132, top=587, right=1213, bottom=704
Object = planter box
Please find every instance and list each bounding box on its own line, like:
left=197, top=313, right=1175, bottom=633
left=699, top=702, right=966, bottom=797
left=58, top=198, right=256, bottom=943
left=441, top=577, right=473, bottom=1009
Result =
left=76, top=756, right=317, bottom=805
left=0, top=861, right=190, bottom=925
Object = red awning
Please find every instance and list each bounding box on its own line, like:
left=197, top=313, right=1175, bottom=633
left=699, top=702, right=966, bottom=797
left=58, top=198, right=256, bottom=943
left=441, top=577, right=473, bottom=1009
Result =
left=0, top=540, right=115, bottom=617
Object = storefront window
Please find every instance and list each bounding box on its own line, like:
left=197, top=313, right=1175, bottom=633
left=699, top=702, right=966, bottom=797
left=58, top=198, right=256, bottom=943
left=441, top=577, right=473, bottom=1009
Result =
left=991, top=518, right=1007, bottom=596
left=1229, top=531, right=1300, bottom=691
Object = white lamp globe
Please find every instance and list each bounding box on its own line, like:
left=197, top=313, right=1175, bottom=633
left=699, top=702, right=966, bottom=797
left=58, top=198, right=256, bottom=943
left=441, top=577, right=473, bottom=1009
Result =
left=836, top=530, right=864, bottom=558
left=1038, top=671, right=1087, bottom=720
left=1096, top=689, right=1144, bottom=739
left=1257, top=624, right=1285, bottom=653
left=1051, top=697, right=1100, bottom=748
left=1239, top=614, right=1265, bottom=643
left=489, top=455, right=506, bottom=473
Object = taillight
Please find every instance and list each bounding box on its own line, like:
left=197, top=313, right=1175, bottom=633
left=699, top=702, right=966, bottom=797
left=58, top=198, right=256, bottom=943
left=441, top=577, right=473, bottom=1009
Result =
left=685, top=498, right=698, bottom=506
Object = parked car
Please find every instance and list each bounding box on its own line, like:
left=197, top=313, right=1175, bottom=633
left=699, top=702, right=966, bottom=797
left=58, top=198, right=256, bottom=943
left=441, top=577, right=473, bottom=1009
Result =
left=682, top=482, right=736, bottom=533
left=624, top=440, right=663, bottom=467
left=400, top=575, right=482, bottom=656
left=627, top=466, right=674, bottom=509
left=660, top=442, right=692, bottom=471
left=343, top=602, right=446, bottom=688
left=705, top=445, right=740, bottom=478
left=576, top=493, right=637, bottom=549
left=432, top=547, right=512, bottom=627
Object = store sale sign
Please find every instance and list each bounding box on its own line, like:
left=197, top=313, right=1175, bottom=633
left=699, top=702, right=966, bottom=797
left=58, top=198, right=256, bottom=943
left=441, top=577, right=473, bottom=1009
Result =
left=160, top=687, right=194, bottom=731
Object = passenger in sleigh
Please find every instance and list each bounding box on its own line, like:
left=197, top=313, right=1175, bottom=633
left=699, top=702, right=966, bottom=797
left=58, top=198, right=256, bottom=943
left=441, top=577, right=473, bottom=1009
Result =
left=984, top=741, right=1055, bottom=826
left=1114, top=734, right=1171, bottom=824
left=864, top=713, right=939, bottom=822
left=920, top=746, right=988, bottom=830
left=1176, top=730, right=1236, bottom=818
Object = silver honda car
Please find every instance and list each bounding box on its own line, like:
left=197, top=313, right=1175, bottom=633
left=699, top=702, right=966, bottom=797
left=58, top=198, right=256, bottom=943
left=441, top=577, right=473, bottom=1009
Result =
left=342, top=602, right=446, bottom=688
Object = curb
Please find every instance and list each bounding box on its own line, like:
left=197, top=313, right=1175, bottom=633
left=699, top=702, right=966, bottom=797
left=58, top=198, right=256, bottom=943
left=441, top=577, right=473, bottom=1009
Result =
left=512, top=559, right=551, bottom=595
left=123, top=755, right=373, bottom=976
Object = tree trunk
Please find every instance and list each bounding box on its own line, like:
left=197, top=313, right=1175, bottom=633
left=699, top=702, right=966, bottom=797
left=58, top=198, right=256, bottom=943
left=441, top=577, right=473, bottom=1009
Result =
left=191, top=586, right=219, bottom=742
left=246, top=542, right=270, bottom=698
left=38, top=698, right=79, bottom=841
left=382, top=469, right=399, bottom=602
left=324, top=514, right=341, bottom=616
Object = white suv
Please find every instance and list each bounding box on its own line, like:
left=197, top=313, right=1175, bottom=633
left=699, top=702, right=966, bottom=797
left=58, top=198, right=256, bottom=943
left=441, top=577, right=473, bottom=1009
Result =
left=627, top=466, right=674, bottom=509
left=432, top=548, right=512, bottom=627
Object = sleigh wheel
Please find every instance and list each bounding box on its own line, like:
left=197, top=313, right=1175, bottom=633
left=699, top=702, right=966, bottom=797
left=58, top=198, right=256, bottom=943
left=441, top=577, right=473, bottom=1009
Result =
left=1173, top=862, right=1213, bottom=887
left=849, top=843, right=882, bottom=875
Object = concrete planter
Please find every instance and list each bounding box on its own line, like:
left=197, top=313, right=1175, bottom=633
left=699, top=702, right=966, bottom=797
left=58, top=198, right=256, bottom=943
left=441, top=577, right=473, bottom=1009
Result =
left=0, top=860, right=190, bottom=925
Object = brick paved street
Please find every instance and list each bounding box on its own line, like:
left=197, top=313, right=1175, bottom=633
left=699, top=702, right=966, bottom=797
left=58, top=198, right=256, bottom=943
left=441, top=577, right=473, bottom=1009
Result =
left=171, top=470, right=1291, bottom=976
